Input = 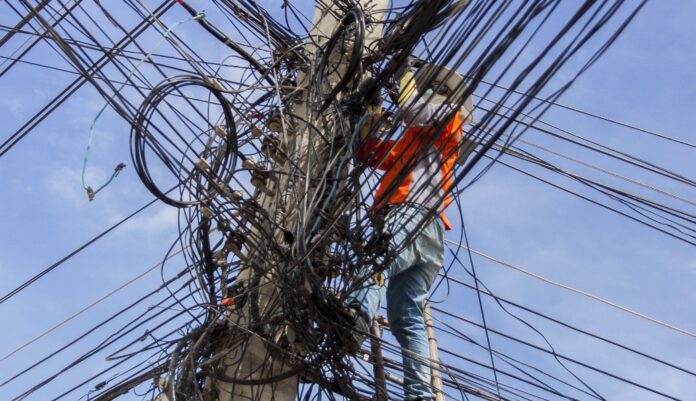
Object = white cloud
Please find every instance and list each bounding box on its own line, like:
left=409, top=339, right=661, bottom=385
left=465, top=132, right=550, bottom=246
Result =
left=117, top=204, right=178, bottom=237
left=44, top=166, right=104, bottom=208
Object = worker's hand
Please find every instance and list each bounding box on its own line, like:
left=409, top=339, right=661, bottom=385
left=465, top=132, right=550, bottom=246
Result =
left=397, top=68, right=418, bottom=106
left=359, top=105, right=383, bottom=141
left=358, top=77, right=382, bottom=108
left=356, top=77, right=383, bottom=141
left=395, top=57, right=419, bottom=106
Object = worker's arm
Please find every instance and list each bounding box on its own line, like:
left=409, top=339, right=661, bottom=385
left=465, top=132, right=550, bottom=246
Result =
left=356, top=137, right=396, bottom=171
left=356, top=78, right=397, bottom=170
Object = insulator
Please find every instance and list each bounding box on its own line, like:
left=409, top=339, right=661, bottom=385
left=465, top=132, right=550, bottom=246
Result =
left=240, top=199, right=262, bottom=219
left=195, top=158, right=210, bottom=172
left=243, top=157, right=258, bottom=170
left=250, top=125, right=263, bottom=138
left=267, top=109, right=283, bottom=133
left=250, top=169, right=270, bottom=189
left=200, top=206, right=213, bottom=220
left=213, top=250, right=228, bottom=260
left=261, top=134, right=280, bottom=160
left=225, top=230, right=246, bottom=257
left=219, top=183, right=243, bottom=203
left=217, top=219, right=231, bottom=232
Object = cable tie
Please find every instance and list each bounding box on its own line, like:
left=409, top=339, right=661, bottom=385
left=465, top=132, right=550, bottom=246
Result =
left=195, top=158, right=210, bottom=171
left=208, top=77, right=223, bottom=90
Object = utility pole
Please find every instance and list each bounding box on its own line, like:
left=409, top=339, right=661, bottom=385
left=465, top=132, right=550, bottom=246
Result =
left=370, top=316, right=388, bottom=401
left=215, top=1, right=387, bottom=400
left=424, top=302, right=502, bottom=401
left=425, top=301, right=445, bottom=401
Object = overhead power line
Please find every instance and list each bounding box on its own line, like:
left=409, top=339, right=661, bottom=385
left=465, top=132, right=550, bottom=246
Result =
left=4, top=1, right=690, bottom=401
left=445, top=239, right=696, bottom=339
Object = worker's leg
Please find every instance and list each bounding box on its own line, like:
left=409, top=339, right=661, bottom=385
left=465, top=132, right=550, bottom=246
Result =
left=346, top=205, right=417, bottom=322
left=346, top=271, right=386, bottom=323
left=387, top=213, right=444, bottom=401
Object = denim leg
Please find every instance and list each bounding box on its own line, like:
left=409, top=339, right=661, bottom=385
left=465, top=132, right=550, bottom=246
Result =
left=345, top=274, right=385, bottom=321
left=346, top=206, right=417, bottom=321
left=346, top=240, right=414, bottom=321
left=347, top=204, right=444, bottom=400
left=387, top=263, right=435, bottom=400
left=386, top=207, right=444, bottom=401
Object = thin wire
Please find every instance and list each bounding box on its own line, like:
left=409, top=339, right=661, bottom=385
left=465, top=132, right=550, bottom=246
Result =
left=445, top=239, right=696, bottom=339
left=460, top=219, right=503, bottom=399
left=81, top=11, right=205, bottom=201
left=0, top=245, right=189, bottom=364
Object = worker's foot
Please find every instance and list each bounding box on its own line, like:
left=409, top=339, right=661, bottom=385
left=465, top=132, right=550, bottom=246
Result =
left=343, top=306, right=369, bottom=354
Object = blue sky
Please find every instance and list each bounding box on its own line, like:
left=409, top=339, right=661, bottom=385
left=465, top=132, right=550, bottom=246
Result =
left=0, top=1, right=694, bottom=400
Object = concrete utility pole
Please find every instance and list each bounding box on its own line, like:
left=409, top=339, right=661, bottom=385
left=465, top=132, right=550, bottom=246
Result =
left=216, top=1, right=387, bottom=400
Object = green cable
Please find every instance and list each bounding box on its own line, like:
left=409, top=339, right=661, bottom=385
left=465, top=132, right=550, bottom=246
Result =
left=310, top=112, right=373, bottom=234
left=82, top=11, right=205, bottom=201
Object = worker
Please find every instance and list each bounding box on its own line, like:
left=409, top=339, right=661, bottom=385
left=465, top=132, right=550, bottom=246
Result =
left=345, top=62, right=473, bottom=401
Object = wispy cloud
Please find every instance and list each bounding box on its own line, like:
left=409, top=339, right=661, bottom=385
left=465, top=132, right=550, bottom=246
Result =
left=44, top=166, right=103, bottom=208
left=117, top=203, right=178, bottom=237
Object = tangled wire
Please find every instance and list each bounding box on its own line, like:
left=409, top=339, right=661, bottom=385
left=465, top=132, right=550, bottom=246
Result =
left=14, top=0, right=643, bottom=400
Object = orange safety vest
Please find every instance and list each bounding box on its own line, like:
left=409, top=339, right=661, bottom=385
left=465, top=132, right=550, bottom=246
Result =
left=357, top=112, right=463, bottom=230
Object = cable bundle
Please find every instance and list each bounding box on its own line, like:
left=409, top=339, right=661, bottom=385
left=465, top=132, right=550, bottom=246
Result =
left=4, top=1, right=694, bottom=401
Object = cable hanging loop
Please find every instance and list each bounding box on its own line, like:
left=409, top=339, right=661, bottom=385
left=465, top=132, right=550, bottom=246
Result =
left=81, top=11, right=204, bottom=201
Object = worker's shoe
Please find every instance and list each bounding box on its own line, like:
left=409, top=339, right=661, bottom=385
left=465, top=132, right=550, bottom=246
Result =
left=343, top=306, right=369, bottom=354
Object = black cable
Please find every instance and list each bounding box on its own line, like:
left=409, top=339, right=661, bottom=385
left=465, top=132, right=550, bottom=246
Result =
left=0, top=196, right=162, bottom=305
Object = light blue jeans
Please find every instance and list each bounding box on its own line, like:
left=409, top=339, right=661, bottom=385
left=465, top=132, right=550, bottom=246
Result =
left=348, top=203, right=444, bottom=401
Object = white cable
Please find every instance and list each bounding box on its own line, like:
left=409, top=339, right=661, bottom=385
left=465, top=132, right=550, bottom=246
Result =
left=445, top=239, right=696, bottom=339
